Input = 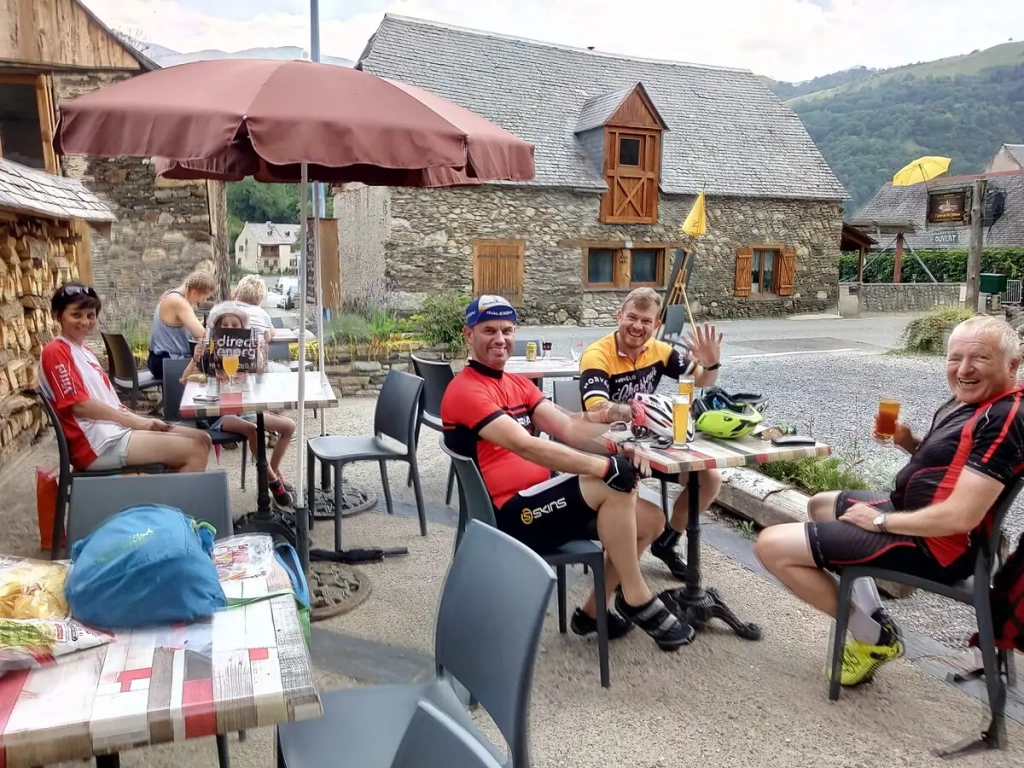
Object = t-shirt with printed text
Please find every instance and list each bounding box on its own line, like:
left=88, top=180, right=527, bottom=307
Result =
left=580, top=332, right=696, bottom=409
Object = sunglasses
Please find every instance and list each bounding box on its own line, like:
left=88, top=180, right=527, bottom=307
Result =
left=57, top=284, right=98, bottom=298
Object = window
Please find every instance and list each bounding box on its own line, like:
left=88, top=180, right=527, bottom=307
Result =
left=618, top=137, right=641, bottom=166
left=0, top=74, right=58, bottom=174
left=472, top=239, right=525, bottom=306
left=734, top=246, right=795, bottom=297
left=584, top=247, right=666, bottom=289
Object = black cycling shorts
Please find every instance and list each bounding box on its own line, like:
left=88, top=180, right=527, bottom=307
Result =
left=497, top=474, right=598, bottom=554
left=805, top=490, right=974, bottom=585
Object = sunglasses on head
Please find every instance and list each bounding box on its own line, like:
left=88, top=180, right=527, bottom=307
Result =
left=57, top=284, right=98, bottom=298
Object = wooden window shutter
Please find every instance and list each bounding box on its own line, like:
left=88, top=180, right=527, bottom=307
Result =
left=472, top=239, right=525, bottom=307
left=734, top=247, right=753, bottom=297
left=777, top=247, right=796, bottom=296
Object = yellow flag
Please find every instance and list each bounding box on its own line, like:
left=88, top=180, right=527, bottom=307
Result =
left=681, top=190, right=707, bottom=237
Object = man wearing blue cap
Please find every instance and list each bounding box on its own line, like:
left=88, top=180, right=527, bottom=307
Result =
left=442, top=295, right=694, bottom=651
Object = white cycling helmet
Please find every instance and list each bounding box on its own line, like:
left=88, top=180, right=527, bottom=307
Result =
left=631, top=392, right=694, bottom=443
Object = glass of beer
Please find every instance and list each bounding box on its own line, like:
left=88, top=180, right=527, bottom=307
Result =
left=876, top=396, right=900, bottom=439
left=222, top=354, right=240, bottom=391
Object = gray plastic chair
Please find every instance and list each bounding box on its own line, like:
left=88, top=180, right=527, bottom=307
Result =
left=101, top=331, right=163, bottom=411
left=827, top=480, right=1024, bottom=756
left=441, top=439, right=611, bottom=688
left=276, top=520, right=555, bottom=768
left=409, top=355, right=456, bottom=505
left=160, top=358, right=248, bottom=490
left=36, top=392, right=167, bottom=560
left=512, top=338, right=541, bottom=356
left=307, top=369, right=427, bottom=549
left=392, top=699, right=504, bottom=768
left=66, top=471, right=238, bottom=767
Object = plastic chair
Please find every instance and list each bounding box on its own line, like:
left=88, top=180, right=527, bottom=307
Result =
left=101, top=331, right=162, bottom=412
left=409, top=355, right=456, bottom=505
left=160, top=358, right=248, bottom=490
left=271, top=316, right=285, bottom=329
left=276, top=520, right=555, bottom=768
left=35, top=392, right=167, bottom=560
left=66, top=471, right=239, bottom=767
left=306, top=369, right=427, bottom=549
left=392, top=699, right=504, bottom=768
left=441, top=439, right=612, bottom=688
left=827, top=480, right=1024, bottom=756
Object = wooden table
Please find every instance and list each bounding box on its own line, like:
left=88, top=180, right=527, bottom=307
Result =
left=602, top=430, right=831, bottom=638
left=0, top=555, right=321, bottom=767
left=180, top=372, right=339, bottom=557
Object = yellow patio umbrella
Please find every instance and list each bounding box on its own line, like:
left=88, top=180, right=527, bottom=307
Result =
left=892, top=156, right=952, bottom=186
left=681, top=189, right=708, bottom=237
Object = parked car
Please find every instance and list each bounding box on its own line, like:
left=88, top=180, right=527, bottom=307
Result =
left=263, top=289, right=285, bottom=309
left=277, top=278, right=299, bottom=310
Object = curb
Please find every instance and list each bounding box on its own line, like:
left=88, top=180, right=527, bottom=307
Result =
left=715, top=467, right=917, bottom=599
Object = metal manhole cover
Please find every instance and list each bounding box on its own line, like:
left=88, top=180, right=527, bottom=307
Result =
left=310, top=484, right=377, bottom=520
left=308, top=562, right=371, bottom=621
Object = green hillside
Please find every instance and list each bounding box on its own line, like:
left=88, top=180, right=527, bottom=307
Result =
left=767, top=41, right=1024, bottom=211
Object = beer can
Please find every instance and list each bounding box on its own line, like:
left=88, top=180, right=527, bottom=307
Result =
left=525, top=342, right=537, bottom=362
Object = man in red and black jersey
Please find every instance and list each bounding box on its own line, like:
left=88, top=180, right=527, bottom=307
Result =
left=442, top=295, right=694, bottom=651
left=756, top=316, right=1024, bottom=688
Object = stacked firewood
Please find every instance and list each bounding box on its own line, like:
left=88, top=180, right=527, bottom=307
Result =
left=0, top=216, right=79, bottom=466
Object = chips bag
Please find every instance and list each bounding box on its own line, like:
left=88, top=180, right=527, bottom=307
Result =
left=0, top=556, right=112, bottom=675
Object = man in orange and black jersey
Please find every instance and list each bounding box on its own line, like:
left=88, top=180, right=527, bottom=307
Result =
left=580, top=287, right=725, bottom=581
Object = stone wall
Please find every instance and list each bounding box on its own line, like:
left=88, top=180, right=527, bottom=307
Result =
left=332, top=184, right=389, bottom=307
left=857, top=282, right=964, bottom=313
left=52, top=70, right=229, bottom=319
left=335, top=184, right=843, bottom=324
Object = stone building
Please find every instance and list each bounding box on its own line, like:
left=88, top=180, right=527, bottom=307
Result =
left=235, top=221, right=300, bottom=273
left=336, top=15, right=847, bottom=324
left=986, top=144, right=1024, bottom=174
left=0, top=0, right=229, bottom=320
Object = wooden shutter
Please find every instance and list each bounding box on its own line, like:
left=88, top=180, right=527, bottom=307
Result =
left=472, top=239, right=525, bottom=307
left=34, top=74, right=60, bottom=175
left=734, top=247, right=753, bottom=297
left=777, top=247, right=796, bottom=296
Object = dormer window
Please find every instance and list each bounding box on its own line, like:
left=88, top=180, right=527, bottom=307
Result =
left=575, top=82, right=667, bottom=226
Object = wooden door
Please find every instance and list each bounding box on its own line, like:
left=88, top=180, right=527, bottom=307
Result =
left=472, top=239, right=525, bottom=307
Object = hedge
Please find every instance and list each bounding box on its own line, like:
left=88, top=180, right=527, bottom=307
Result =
left=839, top=249, right=1024, bottom=284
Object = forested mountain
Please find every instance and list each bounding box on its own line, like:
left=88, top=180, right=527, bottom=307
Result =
left=766, top=41, right=1024, bottom=211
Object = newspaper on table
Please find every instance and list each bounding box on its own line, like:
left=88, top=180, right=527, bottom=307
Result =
left=0, top=555, right=112, bottom=676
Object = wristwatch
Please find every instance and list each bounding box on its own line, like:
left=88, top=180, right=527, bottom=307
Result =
left=705, top=362, right=721, bottom=371
left=873, top=513, right=888, bottom=533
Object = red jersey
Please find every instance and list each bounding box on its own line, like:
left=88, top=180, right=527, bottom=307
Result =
left=441, top=361, right=551, bottom=508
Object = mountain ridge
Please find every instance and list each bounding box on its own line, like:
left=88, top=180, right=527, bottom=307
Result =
left=140, top=43, right=352, bottom=68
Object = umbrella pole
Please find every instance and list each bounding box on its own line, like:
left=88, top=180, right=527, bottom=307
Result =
left=295, top=163, right=310, bottom=573
left=312, top=182, right=327, bottom=435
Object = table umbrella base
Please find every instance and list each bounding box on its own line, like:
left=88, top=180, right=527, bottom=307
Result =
left=308, top=561, right=371, bottom=621
left=234, top=510, right=299, bottom=548
left=310, top=485, right=377, bottom=520
left=669, top=586, right=762, bottom=641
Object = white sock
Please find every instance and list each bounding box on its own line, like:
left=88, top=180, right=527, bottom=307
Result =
left=851, top=577, right=884, bottom=618
left=847, top=605, right=882, bottom=645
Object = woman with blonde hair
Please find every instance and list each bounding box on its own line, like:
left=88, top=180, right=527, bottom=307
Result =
left=147, top=269, right=217, bottom=381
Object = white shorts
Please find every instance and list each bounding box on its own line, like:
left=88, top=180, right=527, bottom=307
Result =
left=86, top=431, right=134, bottom=471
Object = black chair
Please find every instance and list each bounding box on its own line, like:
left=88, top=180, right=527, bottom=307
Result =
left=101, top=331, right=163, bottom=412
left=551, top=378, right=671, bottom=516
left=35, top=392, right=167, bottom=560
left=67, top=471, right=240, bottom=767
left=827, top=481, right=1024, bottom=756
left=409, top=355, right=456, bottom=505
left=442, top=439, right=612, bottom=688
left=160, top=358, right=248, bottom=490
left=660, top=304, right=687, bottom=341
left=276, top=520, right=555, bottom=768
left=307, top=369, right=427, bottom=550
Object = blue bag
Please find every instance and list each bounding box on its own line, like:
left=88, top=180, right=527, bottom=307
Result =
left=65, top=505, right=227, bottom=630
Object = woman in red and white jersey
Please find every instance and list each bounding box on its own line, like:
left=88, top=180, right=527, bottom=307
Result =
left=39, top=284, right=212, bottom=473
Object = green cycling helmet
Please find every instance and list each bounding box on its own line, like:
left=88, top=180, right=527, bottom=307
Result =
left=692, top=387, right=764, bottom=439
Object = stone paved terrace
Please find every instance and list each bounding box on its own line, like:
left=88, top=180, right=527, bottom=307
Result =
left=2, top=392, right=1024, bottom=768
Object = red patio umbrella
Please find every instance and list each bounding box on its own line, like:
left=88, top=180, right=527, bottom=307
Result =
left=53, top=58, right=535, bottom=184
left=52, top=57, right=535, bottom=569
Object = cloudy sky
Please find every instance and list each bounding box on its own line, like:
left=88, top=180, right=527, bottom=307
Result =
left=82, top=0, right=1024, bottom=82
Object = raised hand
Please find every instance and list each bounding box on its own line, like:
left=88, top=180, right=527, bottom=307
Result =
left=683, top=323, right=723, bottom=368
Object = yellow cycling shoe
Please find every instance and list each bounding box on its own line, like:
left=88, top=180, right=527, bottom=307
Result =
left=826, top=637, right=904, bottom=686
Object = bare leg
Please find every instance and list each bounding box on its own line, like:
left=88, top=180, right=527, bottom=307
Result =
left=581, top=496, right=663, bottom=616
left=219, top=417, right=273, bottom=478
left=668, top=469, right=721, bottom=531
left=262, top=414, right=295, bottom=477
left=808, top=491, right=841, bottom=522
left=125, top=429, right=212, bottom=473
left=754, top=522, right=840, bottom=617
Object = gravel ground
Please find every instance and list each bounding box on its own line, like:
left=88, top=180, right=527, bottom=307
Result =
left=646, top=349, right=1021, bottom=650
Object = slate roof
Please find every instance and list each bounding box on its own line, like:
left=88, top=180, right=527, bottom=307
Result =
left=357, top=15, right=847, bottom=201
left=1005, top=144, right=1024, bottom=167
left=849, top=170, right=1024, bottom=251
left=244, top=222, right=299, bottom=246
left=0, top=159, right=116, bottom=223
left=575, top=84, right=660, bottom=133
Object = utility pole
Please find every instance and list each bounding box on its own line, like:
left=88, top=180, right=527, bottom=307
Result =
left=965, top=177, right=987, bottom=313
